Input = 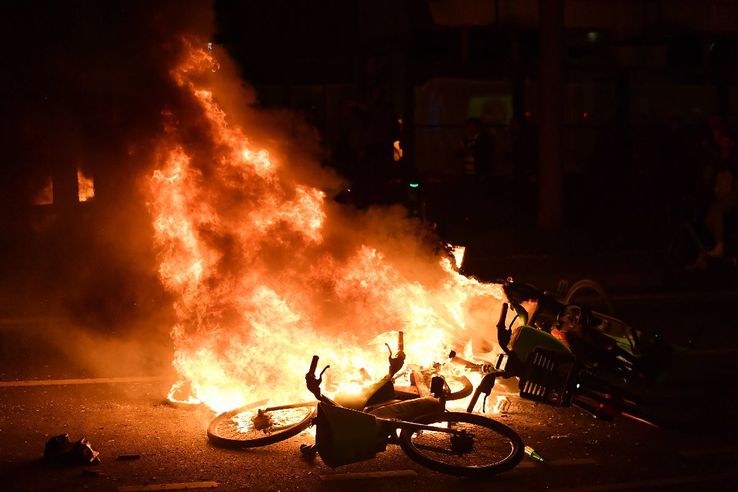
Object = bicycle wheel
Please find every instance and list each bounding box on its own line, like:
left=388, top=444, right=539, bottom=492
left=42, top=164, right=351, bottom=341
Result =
left=399, top=411, right=524, bottom=476
left=207, top=401, right=316, bottom=448
left=563, top=279, right=614, bottom=315
left=444, top=375, right=473, bottom=401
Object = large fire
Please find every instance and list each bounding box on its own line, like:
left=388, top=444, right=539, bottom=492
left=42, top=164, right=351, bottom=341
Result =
left=147, top=39, right=506, bottom=414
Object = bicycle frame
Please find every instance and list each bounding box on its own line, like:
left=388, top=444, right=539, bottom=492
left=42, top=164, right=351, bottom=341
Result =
left=453, top=279, right=668, bottom=426
left=302, top=329, right=525, bottom=476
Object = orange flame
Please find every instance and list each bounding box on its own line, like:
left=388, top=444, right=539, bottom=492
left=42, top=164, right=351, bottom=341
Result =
left=147, top=39, right=505, bottom=413
left=77, top=169, right=95, bottom=202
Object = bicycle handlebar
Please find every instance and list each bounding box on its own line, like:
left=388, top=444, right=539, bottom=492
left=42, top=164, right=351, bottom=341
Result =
left=306, top=355, right=333, bottom=404
left=387, top=331, right=405, bottom=377
left=497, top=303, right=512, bottom=353
left=500, top=278, right=565, bottom=319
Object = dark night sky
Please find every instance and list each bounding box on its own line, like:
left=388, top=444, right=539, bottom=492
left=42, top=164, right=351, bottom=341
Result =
left=0, top=1, right=364, bottom=190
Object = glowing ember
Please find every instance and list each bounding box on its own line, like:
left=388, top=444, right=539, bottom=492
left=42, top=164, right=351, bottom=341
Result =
left=393, top=140, right=403, bottom=161
left=77, top=169, right=95, bottom=202
left=147, top=39, right=507, bottom=414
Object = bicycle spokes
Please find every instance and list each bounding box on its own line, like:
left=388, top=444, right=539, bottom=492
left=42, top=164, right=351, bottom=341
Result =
left=405, top=420, right=516, bottom=466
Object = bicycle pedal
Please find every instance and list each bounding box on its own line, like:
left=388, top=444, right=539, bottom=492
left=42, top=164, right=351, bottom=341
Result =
left=299, top=444, right=317, bottom=460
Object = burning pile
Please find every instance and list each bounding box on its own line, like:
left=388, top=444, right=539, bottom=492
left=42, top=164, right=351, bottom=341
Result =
left=147, top=39, right=506, bottom=414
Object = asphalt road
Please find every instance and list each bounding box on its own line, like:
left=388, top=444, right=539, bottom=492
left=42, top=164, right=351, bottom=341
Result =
left=1, top=294, right=737, bottom=491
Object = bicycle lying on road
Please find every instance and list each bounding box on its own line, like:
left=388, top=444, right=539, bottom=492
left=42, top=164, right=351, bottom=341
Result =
left=302, top=350, right=524, bottom=476
left=452, top=278, right=671, bottom=427
left=208, top=332, right=524, bottom=476
left=207, top=332, right=474, bottom=449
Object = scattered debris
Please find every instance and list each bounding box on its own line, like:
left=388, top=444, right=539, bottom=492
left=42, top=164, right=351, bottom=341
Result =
left=43, top=434, right=101, bottom=465
left=118, top=482, right=219, bottom=491
left=319, top=470, right=418, bottom=480
left=524, top=445, right=544, bottom=463
left=116, top=454, right=141, bottom=461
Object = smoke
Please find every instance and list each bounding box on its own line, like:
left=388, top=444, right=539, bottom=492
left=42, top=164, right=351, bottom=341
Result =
left=1, top=1, right=220, bottom=379
left=145, top=26, right=505, bottom=411
left=2, top=1, right=504, bottom=404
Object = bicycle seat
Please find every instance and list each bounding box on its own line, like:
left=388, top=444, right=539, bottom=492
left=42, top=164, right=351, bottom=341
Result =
left=333, top=375, right=395, bottom=410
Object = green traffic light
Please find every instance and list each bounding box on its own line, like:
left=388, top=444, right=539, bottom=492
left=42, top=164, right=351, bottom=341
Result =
left=409, top=183, right=420, bottom=188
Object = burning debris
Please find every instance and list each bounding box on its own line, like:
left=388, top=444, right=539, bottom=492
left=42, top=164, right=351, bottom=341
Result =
left=43, top=434, right=101, bottom=466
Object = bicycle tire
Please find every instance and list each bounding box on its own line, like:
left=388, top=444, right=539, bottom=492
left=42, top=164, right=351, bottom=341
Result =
left=445, top=375, right=474, bottom=401
left=399, top=411, right=524, bottom=476
left=207, top=401, right=316, bottom=448
left=563, top=279, right=615, bottom=315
